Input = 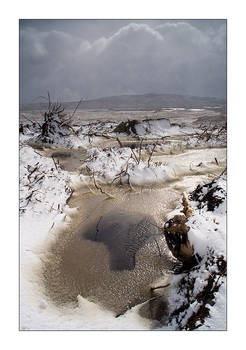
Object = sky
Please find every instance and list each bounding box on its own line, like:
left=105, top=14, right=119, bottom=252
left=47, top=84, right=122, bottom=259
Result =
left=19, top=19, right=226, bottom=103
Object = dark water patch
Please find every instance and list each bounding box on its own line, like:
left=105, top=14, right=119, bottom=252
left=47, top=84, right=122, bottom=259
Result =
left=83, top=211, right=158, bottom=271
left=38, top=147, right=87, bottom=172
left=41, top=179, right=188, bottom=319
left=52, top=151, right=72, bottom=159
left=42, top=205, right=176, bottom=316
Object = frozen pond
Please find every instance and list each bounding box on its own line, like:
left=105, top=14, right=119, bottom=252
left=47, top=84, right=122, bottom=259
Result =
left=42, top=186, right=178, bottom=319
left=40, top=145, right=226, bottom=322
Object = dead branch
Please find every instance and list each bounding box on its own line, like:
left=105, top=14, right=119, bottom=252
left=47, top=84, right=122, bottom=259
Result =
left=131, top=148, right=139, bottom=164
left=71, top=97, right=83, bottom=119
left=111, top=169, right=125, bottom=185
left=23, top=116, right=42, bottom=129
left=47, top=91, right=51, bottom=113
left=92, top=173, right=114, bottom=198
left=49, top=222, right=55, bottom=232
left=138, top=139, right=143, bottom=163
left=147, top=143, right=157, bottom=167
left=33, top=174, right=45, bottom=185
left=116, top=137, right=123, bottom=147
left=123, top=172, right=134, bottom=191
left=25, top=189, right=39, bottom=205
left=34, top=150, right=44, bottom=157
left=61, top=123, right=77, bottom=134
left=51, top=156, right=58, bottom=171
left=27, top=165, right=40, bottom=182
left=219, top=167, right=227, bottom=177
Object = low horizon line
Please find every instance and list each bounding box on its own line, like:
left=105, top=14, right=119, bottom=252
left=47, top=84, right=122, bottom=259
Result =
left=20, top=92, right=227, bottom=105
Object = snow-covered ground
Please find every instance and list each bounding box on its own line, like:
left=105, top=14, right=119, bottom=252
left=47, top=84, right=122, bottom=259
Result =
left=163, top=175, right=226, bottom=330
left=20, top=145, right=161, bottom=330
left=19, top=115, right=227, bottom=330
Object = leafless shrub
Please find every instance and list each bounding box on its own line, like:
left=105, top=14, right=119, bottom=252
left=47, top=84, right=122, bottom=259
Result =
left=196, top=122, right=227, bottom=142
left=23, top=93, right=83, bottom=144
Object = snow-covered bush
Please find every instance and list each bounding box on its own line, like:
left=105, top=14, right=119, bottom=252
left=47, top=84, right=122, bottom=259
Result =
left=165, top=176, right=226, bottom=330
left=79, top=146, right=180, bottom=186
left=35, top=102, right=76, bottom=144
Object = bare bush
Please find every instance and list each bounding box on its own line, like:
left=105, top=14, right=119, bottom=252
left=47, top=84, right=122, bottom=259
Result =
left=22, top=93, right=83, bottom=144
left=197, top=122, right=227, bottom=142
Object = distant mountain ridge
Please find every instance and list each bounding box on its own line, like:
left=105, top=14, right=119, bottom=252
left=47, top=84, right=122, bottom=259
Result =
left=20, top=93, right=226, bottom=112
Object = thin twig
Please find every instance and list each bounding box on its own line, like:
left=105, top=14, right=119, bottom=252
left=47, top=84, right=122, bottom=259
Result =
left=47, top=91, right=51, bottom=113
left=49, top=222, right=55, bottom=232
left=131, top=149, right=139, bottom=164
left=71, top=97, right=83, bottom=119
left=92, top=173, right=114, bottom=198
left=138, top=139, right=143, bottom=163
left=34, top=150, right=44, bottom=157
left=51, top=156, right=58, bottom=171
left=27, top=165, right=40, bottom=182
left=116, top=137, right=123, bottom=147
left=147, top=143, right=157, bottom=167
left=23, top=116, right=41, bottom=128
left=219, top=167, right=227, bottom=177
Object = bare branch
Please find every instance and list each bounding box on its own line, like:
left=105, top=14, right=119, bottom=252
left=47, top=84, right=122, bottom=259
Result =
left=51, top=156, right=58, bottom=171
left=147, top=143, right=157, bottom=167
left=92, top=173, right=114, bottom=198
left=131, top=148, right=139, bottom=164
left=138, top=139, right=143, bottom=163
left=71, top=97, right=84, bottom=119
left=116, top=137, right=123, bottom=148
left=22, top=116, right=41, bottom=129
left=47, top=91, right=51, bottom=113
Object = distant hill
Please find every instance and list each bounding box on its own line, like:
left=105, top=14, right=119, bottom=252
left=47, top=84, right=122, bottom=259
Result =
left=20, top=93, right=226, bottom=112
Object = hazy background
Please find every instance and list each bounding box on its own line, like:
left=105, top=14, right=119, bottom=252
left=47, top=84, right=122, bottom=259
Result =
left=20, top=19, right=226, bottom=103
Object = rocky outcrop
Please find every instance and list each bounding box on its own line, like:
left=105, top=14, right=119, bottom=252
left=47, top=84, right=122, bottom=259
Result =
left=163, top=193, right=198, bottom=271
left=113, top=119, right=139, bottom=135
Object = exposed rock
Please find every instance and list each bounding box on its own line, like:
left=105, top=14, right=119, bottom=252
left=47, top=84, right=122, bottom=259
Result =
left=164, top=215, right=194, bottom=262
left=114, top=119, right=139, bottom=135
left=163, top=193, right=194, bottom=265
left=164, top=177, right=227, bottom=330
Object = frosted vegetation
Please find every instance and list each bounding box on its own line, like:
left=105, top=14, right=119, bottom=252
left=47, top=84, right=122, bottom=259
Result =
left=19, top=100, right=227, bottom=330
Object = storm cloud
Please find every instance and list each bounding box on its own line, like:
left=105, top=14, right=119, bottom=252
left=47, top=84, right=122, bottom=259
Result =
left=20, top=20, right=226, bottom=103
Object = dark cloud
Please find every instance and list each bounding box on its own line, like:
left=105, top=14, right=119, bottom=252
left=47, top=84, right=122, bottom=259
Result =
left=20, top=20, right=226, bottom=103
